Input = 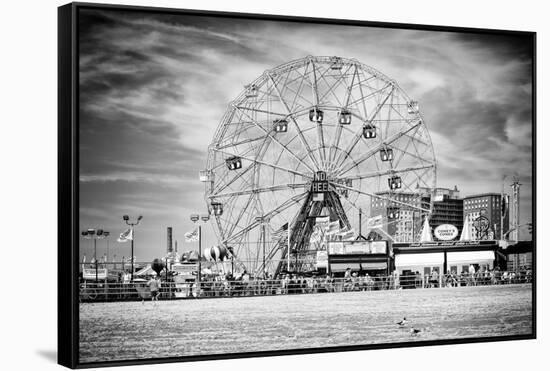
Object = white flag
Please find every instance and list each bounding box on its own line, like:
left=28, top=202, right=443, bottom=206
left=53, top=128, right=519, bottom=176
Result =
left=366, top=215, right=383, bottom=229
left=117, top=228, right=133, bottom=243
left=184, top=228, right=199, bottom=242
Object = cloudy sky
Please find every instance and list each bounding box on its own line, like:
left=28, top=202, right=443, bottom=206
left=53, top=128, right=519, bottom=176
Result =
left=78, top=8, right=533, bottom=262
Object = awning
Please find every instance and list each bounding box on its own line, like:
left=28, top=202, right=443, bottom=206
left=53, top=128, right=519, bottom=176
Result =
left=447, top=250, right=495, bottom=265
left=361, top=262, right=387, bottom=270
left=395, top=253, right=444, bottom=267
left=330, top=263, right=361, bottom=272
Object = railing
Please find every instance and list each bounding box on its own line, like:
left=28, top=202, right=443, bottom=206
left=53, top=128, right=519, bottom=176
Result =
left=79, top=270, right=532, bottom=302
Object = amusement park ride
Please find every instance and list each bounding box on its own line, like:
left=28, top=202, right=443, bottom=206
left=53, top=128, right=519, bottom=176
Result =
left=201, top=56, right=438, bottom=276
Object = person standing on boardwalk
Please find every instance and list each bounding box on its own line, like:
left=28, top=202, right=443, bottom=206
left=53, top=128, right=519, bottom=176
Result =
left=148, top=274, right=162, bottom=304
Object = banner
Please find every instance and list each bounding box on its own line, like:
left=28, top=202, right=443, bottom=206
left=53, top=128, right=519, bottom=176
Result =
left=366, top=215, right=383, bottom=229
left=184, top=228, right=199, bottom=242
left=326, top=220, right=341, bottom=235
left=117, top=228, right=133, bottom=243
left=315, top=216, right=330, bottom=226
left=328, top=241, right=387, bottom=255
left=337, top=228, right=355, bottom=241
left=83, top=268, right=108, bottom=280
left=315, top=251, right=328, bottom=269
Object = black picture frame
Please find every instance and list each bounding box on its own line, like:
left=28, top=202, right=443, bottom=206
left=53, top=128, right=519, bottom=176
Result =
left=58, top=2, right=536, bottom=368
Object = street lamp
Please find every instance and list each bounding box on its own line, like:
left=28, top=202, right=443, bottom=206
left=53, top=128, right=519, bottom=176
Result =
left=103, top=231, right=110, bottom=265
left=255, top=216, right=269, bottom=278
left=123, top=215, right=143, bottom=281
left=81, top=228, right=109, bottom=281
left=190, top=212, right=210, bottom=296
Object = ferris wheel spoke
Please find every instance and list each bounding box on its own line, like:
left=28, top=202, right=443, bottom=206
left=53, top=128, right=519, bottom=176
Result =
left=211, top=161, right=254, bottom=196
left=222, top=191, right=309, bottom=244
left=233, top=106, right=315, bottom=173
left=307, top=59, right=328, bottom=164
left=336, top=119, right=422, bottom=177
left=329, top=181, right=430, bottom=213
left=213, top=148, right=312, bottom=180
left=345, top=164, right=435, bottom=181
left=395, top=144, right=434, bottom=168
left=415, top=167, right=435, bottom=189
left=216, top=135, right=266, bottom=150
left=318, top=63, right=354, bottom=104
left=289, top=67, right=311, bottom=112
left=346, top=82, right=393, bottom=109
left=333, top=84, right=395, bottom=169
left=210, top=183, right=307, bottom=199
left=338, top=192, right=362, bottom=213
left=272, top=63, right=315, bottom=111
left=355, top=69, right=371, bottom=119
left=328, top=65, right=358, bottom=165
left=384, top=89, right=395, bottom=139
left=233, top=105, right=288, bottom=117
left=268, top=74, right=320, bottom=170
left=225, top=194, right=255, bottom=239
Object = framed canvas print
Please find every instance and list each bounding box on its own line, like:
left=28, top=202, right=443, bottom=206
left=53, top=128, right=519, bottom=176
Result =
left=58, top=2, right=536, bottom=368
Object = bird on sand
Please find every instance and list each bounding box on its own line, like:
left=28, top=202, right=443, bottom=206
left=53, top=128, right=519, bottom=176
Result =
left=410, top=328, right=422, bottom=336
left=396, top=317, right=409, bottom=327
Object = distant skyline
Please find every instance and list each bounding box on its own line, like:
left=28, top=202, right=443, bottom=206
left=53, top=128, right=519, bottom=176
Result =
left=78, top=9, right=533, bottom=262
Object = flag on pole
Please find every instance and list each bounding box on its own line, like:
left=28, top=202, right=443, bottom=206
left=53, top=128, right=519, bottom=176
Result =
left=117, top=228, right=133, bottom=243
left=272, top=222, right=289, bottom=242
left=366, top=215, right=383, bottom=229
left=184, top=228, right=199, bottom=242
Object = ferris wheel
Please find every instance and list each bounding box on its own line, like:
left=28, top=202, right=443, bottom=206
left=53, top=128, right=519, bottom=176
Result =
left=202, top=56, right=436, bottom=275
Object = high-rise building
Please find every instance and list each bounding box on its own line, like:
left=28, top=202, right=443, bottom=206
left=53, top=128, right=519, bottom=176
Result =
left=463, top=193, right=508, bottom=240
left=370, top=186, right=463, bottom=242
left=426, top=186, right=464, bottom=237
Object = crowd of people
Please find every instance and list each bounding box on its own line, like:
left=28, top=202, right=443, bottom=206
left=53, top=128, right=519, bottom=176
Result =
left=420, top=265, right=533, bottom=288
left=79, top=265, right=533, bottom=301
left=175, top=265, right=532, bottom=298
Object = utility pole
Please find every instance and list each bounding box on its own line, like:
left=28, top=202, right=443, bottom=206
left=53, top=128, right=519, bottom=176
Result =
left=511, top=179, right=521, bottom=243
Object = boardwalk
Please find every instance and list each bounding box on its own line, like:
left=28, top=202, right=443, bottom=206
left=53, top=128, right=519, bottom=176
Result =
left=80, top=284, right=532, bottom=363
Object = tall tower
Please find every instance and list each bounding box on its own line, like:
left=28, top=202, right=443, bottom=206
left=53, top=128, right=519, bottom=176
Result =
left=167, top=227, right=173, bottom=253
left=510, top=179, right=521, bottom=242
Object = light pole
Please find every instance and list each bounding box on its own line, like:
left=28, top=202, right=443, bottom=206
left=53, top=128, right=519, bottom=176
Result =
left=190, top=213, right=210, bottom=296
left=103, top=231, right=110, bottom=266
left=123, top=215, right=143, bottom=281
left=81, top=228, right=109, bottom=281
left=255, top=216, right=268, bottom=278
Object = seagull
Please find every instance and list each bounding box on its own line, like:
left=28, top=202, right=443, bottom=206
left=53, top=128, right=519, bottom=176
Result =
left=397, top=317, right=409, bottom=327
left=410, top=328, right=421, bottom=336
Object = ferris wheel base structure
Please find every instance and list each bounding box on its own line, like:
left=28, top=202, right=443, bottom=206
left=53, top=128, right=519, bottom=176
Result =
left=273, top=178, right=351, bottom=276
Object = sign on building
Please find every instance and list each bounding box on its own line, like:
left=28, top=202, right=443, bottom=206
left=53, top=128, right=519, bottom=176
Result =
left=328, top=240, right=387, bottom=255
left=434, top=224, right=459, bottom=241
